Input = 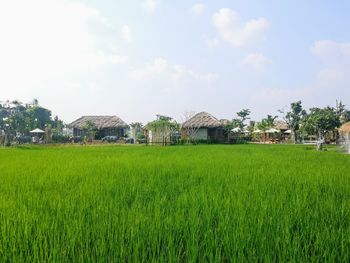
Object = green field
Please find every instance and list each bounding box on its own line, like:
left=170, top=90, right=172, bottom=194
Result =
left=0, top=145, right=349, bottom=262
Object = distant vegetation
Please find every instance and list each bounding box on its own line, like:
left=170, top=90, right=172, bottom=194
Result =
left=0, top=145, right=349, bottom=261
left=1, top=99, right=350, bottom=146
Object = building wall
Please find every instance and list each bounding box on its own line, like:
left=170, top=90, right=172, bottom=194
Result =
left=208, top=128, right=227, bottom=143
left=191, top=128, right=208, bottom=140
left=182, top=128, right=227, bottom=142
left=73, top=127, right=125, bottom=139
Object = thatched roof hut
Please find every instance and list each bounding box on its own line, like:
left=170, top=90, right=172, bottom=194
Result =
left=181, top=112, right=226, bottom=143
left=274, top=120, right=289, bottom=131
left=70, top=116, right=129, bottom=130
left=69, top=116, right=129, bottom=139
left=182, top=112, right=223, bottom=129
left=339, top=122, right=350, bottom=134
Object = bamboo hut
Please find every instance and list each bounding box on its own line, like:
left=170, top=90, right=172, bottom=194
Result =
left=274, top=120, right=288, bottom=133
left=273, top=120, right=289, bottom=143
left=69, top=116, right=129, bottom=139
left=181, top=112, right=226, bottom=143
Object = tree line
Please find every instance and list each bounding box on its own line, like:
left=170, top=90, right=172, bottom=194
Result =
left=1, top=98, right=350, bottom=146
left=0, top=99, right=64, bottom=145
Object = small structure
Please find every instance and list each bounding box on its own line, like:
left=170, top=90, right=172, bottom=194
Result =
left=181, top=112, right=226, bottom=143
left=30, top=128, right=45, bottom=143
left=339, top=122, right=350, bottom=153
left=274, top=120, right=289, bottom=133
left=274, top=120, right=290, bottom=143
left=231, top=127, right=241, bottom=133
left=69, top=116, right=129, bottom=139
left=266, top=128, right=279, bottom=133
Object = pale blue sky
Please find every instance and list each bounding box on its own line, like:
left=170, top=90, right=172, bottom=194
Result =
left=1, top=0, right=349, bottom=123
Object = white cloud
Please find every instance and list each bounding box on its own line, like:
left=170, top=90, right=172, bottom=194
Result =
left=311, top=40, right=350, bottom=83
left=121, top=24, right=132, bottom=43
left=143, top=0, right=159, bottom=11
left=212, top=8, right=269, bottom=47
left=191, top=3, right=206, bottom=16
left=241, top=53, right=271, bottom=72
left=129, top=58, right=218, bottom=91
left=0, top=0, right=126, bottom=92
left=311, top=40, right=350, bottom=65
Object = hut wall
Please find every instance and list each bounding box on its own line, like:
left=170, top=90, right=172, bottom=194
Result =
left=208, top=128, right=226, bottom=143
left=99, top=128, right=125, bottom=138
left=74, top=127, right=126, bottom=139
left=192, top=128, right=208, bottom=140
left=73, top=128, right=85, bottom=137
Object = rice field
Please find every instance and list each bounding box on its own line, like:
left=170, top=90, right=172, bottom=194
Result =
left=0, top=144, right=349, bottom=262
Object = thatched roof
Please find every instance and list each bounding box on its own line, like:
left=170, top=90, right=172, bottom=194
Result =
left=70, top=116, right=129, bottom=129
left=274, top=120, right=289, bottom=130
left=182, top=112, right=222, bottom=129
left=339, top=122, right=350, bottom=133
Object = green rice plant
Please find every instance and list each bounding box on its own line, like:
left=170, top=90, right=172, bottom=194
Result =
left=0, top=144, right=349, bottom=262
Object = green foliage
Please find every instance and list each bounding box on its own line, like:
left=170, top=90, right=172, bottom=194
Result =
left=285, top=101, right=305, bottom=131
left=302, top=107, right=341, bottom=138
left=83, top=120, right=97, bottom=140
left=130, top=122, right=145, bottom=140
left=226, top=109, right=251, bottom=131
left=148, top=115, right=179, bottom=131
left=0, top=145, right=349, bottom=261
left=278, top=101, right=305, bottom=143
left=0, top=99, right=63, bottom=138
left=257, top=115, right=277, bottom=131
left=336, top=100, right=350, bottom=124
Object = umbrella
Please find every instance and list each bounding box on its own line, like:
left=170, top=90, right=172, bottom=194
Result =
left=231, top=127, right=241, bottom=133
left=253, top=129, right=263, bottom=133
left=30, top=128, right=45, bottom=133
left=266, top=128, right=279, bottom=133
left=284, top=129, right=292, bottom=134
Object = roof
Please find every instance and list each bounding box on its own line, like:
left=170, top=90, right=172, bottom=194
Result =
left=30, top=128, right=45, bottom=133
left=339, top=122, right=350, bottom=133
left=274, top=120, right=289, bottom=130
left=69, top=116, right=129, bottom=129
left=182, top=112, right=222, bottom=129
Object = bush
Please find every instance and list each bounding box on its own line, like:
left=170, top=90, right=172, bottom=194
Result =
left=52, top=134, right=71, bottom=144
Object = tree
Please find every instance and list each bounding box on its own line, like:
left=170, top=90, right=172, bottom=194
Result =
left=147, top=115, right=179, bottom=145
left=226, top=109, right=251, bottom=130
left=51, top=115, right=64, bottom=135
left=257, top=115, right=278, bottom=131
left=236, top=109, right=251, bottom=128
left=224, top=109, right=251, bottom=143
left=83, top=121, right=97, bottom=141
left=32, top=106, right=52, bottom=129
left=279, top=101, right=305, bottom=144
left=181, top=111, right=200, bottom=144
left=301, top=106, right=340, bottom=141
left=336, top=100, right=350, bottom=124
left=130, top=122, right=145, bottom=141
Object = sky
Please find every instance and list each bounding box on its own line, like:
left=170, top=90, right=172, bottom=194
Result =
left=1, top=0, right=350, bottom=124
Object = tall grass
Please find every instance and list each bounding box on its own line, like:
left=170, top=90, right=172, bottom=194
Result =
left=0, top=145, right=349, bottom=261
